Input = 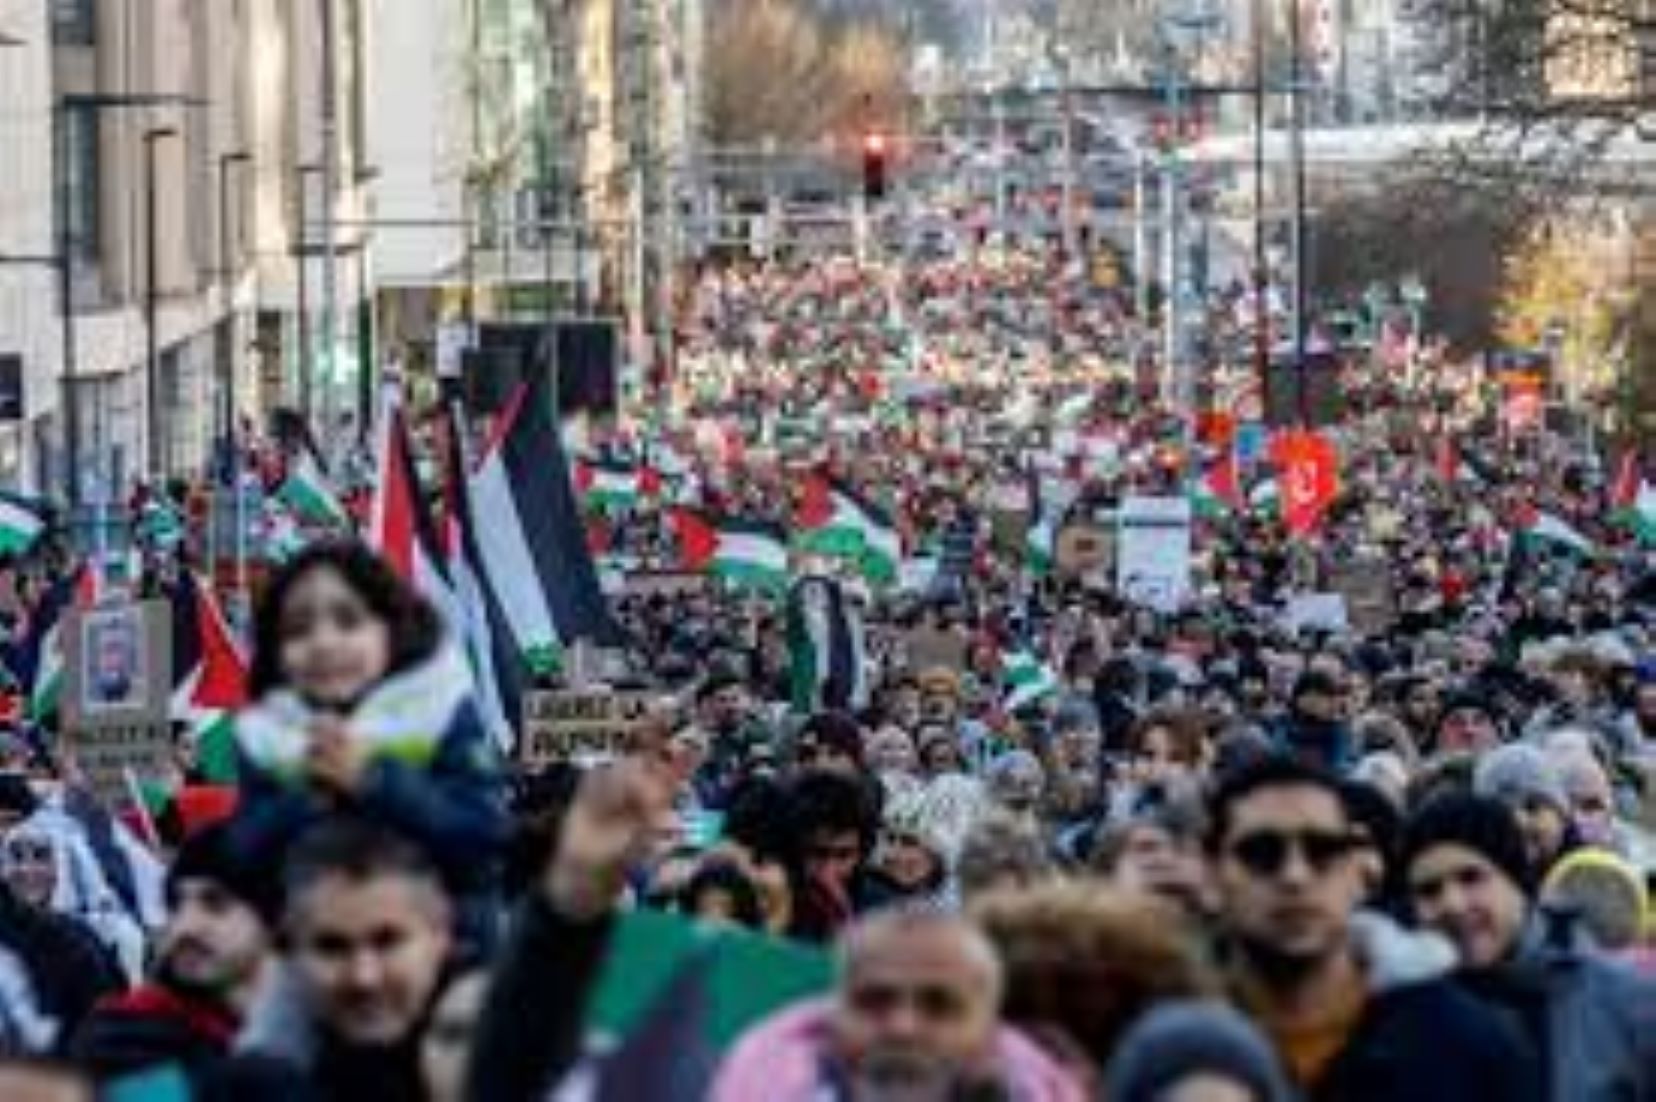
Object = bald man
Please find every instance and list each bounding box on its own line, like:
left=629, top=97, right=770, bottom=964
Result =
left=713, top=909, right=1081, bottom=1101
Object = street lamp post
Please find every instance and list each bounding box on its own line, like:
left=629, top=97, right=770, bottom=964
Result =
left=43, top=94, right=205, bottom=509
left=296, top=165, right=323, bottom=423
left=144, top=126, right=179, bottom=480
left=217, top=152, right=252, bottom=446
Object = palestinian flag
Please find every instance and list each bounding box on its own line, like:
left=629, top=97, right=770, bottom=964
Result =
left=786, top=575, right=869, bottom=713
left=1610, top=453, right=1656, bottom=544
left=1025, top=514, right=1055, bottom=576
left=673, top=510, right=789, bottom=593
left=794, top=476, right=901, bottom=584
left=22, top=563, right=100, bottom=723
left=439, top=403, right=523, bottom=747
left=1248, top=478, right=1280, bottom=516
left=368, top=388, right=477, bottom=666
left=1002, top=651, right=1059, bottom=713
left=0, top=497, right=45, bottom=556
left=279, top=447, right=351, bottom=528
left=575, top=458, right=660, bottom=512
left=1192, top=450, right=1243, bottom=519
left=468, top=380, right=621, bottom=666
left=169, top=573, right=247, bottom=784
left=1517, top=504, right=1594, bottom=556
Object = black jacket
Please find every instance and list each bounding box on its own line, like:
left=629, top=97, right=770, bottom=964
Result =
left=0, top=885, right=124, bottom=1053
left=1303, top=914, right=1542, bottom=1102
left=214, top=1035, right=426, bottom=1102
left=465, top=893, right=614, bottom=1102
left=1315, top=975, right=1541, bottom=1102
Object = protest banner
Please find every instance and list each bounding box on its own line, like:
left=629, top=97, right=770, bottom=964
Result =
left=62, top=600, right=172, bottom=809
left=1116, top=496, right=1193, bottom=612
left=518, top=688, right=655, bottom=767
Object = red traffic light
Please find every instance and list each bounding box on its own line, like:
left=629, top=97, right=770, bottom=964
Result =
left=864, top=131, right=887, bottom=156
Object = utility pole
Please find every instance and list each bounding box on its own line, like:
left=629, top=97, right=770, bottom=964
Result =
left=144, top=126, right=179, bottom=480
left=1133, top=147, right=1149, bottom=320
left=1288, top=0, right=1310, bottom=422
left=318, top=0, right=340, bottom=441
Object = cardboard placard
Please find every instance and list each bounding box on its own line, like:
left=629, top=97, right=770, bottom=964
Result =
left=903, top=626, right=969, bottom=675
left=70, top=724, right=173, bottom=811
left=1327, top=558, right=1397, bottom=635
left=62, top=600, right=173, bottom=809
left=64, top=602, right=172, bottom=730
left=519, top=689, right=655, bottom=766
left=623, top=572, right=710, bottom=599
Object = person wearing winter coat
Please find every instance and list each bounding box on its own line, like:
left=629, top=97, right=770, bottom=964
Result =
left=0, top=879, right=123, bottom=1056
left=1401, top=791, right=1656, bottom=1101
left=712, top=909, right=1084, bottom=1102
left=1105, top=1000, right=1293, bottom=1102
left=225, top=542, right=509, bottom=947
left=67, top=823, right=273, bottom=1088
left=1208, top=756, right=1537, bottom=1102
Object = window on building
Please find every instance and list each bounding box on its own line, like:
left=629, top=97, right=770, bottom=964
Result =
left=61, top=107, right=99, bottom=264
left=50, top=0, right=95, bottom=45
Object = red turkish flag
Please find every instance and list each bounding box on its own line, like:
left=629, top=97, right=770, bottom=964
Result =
left=1272, top=430, right=1340, bottom=537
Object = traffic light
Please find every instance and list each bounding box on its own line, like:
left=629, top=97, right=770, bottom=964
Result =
left=862, top=131, right=887, bottom=201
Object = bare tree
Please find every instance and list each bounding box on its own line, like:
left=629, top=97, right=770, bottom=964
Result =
left=1399, top=0, right=1656, bottom=441
left=703, top=0, right=906, bottom=148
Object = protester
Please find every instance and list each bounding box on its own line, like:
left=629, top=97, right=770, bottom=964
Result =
left=0, top=216, right=1650, bottom=1101
left=67, top=824, right=272, bottom=1086
left=712, top=909, right=1085, bottom=1101
left=229, top=542, right=509, bottom=946
left=1400, top=791, right=1656, bottom=1099
left=219, top=817, right=459, bottom=1100
left=1207, top=756, right=1537, bottom=1100
left=1104, top=1000, right=1294, bottom=1102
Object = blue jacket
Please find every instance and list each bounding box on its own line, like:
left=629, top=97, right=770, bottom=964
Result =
left=226, top=648, right=509, bottom=912
left=1469, top=910, right=1656, bottom=1102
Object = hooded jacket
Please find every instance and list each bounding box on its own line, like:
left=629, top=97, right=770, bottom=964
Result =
left=1303, top=912, right=1542, bottom=1102
left=710, top=998, right=1086, bottom=1102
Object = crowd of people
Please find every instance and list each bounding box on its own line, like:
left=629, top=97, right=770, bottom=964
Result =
left=0, top=233, right=1650, bottom=1102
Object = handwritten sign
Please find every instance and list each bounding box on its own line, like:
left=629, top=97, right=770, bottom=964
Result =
left=69, top=724, right=172, bottom=811
left=519, top=689, right=654, bottom=767
left=623, top=572, right=710, bottom=599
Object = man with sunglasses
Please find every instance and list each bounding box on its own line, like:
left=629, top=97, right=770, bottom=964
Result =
left=1208, top=756, right=1534, bottom=1102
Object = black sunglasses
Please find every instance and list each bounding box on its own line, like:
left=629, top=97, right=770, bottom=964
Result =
left=1228, top=828, right=1357, bottom=878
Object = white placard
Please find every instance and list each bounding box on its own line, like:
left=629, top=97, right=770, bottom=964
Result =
left=1116, top=496, right=1193, bottom=612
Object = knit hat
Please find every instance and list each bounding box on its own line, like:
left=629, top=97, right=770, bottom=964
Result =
left=1542, top=848, right=1650, bottom=951
left=1105, top=1001, right=1292, bottom=1102
left=1474, top=742, right=1568, bottom=816
left=166, top=823, right=277, bottom=923
left=1400, top=792, right=1536, bottom=897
